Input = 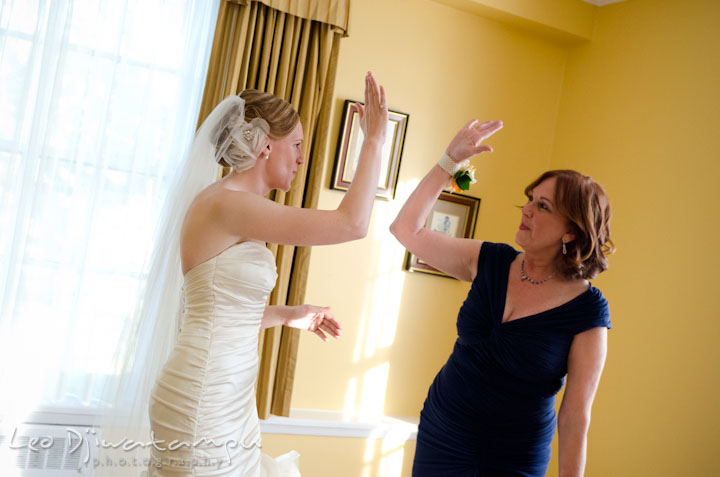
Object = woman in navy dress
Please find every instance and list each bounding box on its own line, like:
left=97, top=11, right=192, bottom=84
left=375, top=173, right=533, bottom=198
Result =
left=390, top=119, right=614, bottom=476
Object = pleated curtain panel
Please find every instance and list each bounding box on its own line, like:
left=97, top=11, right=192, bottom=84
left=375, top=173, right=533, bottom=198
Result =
left=199, top=0, right=350, bottom=419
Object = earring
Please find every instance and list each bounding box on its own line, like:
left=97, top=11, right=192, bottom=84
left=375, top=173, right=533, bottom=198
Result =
left=562, top=241, right=567, bottom=255
left=264, top=153, right=269, bottom=160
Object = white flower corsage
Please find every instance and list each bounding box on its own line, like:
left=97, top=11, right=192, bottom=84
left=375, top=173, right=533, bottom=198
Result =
left=446, top=163, right=477, bottom=193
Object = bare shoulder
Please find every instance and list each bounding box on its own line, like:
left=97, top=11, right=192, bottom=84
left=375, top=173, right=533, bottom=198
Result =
left=570, top=277, right=592, bottom=297
left=180, top=183, right=249, bottom=274
left=552, top=277, right=592, bottom=309
left=182, top=182, right=226, bottom=232
left=187, top=182, right=264, bottom=227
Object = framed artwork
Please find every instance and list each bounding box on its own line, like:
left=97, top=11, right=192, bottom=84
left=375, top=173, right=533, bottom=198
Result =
left=404, top=192, right=481, bottom=278
left=331, top=99, right=409, bottom=200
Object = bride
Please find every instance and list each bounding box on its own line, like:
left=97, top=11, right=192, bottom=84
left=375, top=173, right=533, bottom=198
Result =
left=147, top=72, right=388, bottom=476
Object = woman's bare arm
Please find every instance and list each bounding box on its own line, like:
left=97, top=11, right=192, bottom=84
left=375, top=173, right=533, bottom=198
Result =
left=217, top=73, right=387, bottom=247
left=390, top=119, right=502, bottom=281
left=558, top=327, right=608, bottom=477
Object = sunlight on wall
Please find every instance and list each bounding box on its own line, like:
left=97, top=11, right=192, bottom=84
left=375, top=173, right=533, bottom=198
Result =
left=346, top=180, right=419, bottom=419
left=357, top=362, right=389, bottom=419
left=362, top=439, right=407, bottom=477
left=378, top=442, right=405, bottom=476
left=332, top=179, right=420, bottom=474
left=363, top=271, right=404, bottom=358
left=343, top=377, right=358, bottom=419
left=377, top=421, right=416, bottom=476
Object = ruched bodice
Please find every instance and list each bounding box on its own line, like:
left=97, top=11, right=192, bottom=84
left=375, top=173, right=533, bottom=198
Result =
left=180, top=240, right=277, bottom=345
left=413, top=242, right=611, bottom=476
left=148, top=241, right=299, bottom=476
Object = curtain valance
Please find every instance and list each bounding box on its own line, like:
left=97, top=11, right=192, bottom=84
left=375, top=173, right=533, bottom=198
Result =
left=231, top=0, right=350, bottom=35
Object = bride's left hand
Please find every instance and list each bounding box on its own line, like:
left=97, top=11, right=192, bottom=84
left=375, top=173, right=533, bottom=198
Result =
left=284, top=305, right=342, bottom=342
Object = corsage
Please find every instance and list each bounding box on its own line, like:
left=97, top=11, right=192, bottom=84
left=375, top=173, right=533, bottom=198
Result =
left=437, top=153, right=477, bottom=192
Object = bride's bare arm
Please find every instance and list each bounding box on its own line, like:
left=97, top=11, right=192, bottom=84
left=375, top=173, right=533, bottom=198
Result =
left=217, top=73, right=387, bottom=247
left=261, top=305, right=342, bottom=342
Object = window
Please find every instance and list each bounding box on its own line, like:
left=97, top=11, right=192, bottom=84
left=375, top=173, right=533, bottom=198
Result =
left=0, top=0, right=219, bottom=417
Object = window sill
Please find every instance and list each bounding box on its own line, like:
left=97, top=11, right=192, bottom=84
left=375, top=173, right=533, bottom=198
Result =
left=260, top=409, right=418, bottom=441
left=1, top=407, right=419, bottom=442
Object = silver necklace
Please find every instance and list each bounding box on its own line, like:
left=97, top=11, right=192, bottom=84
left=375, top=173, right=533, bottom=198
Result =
left=520, top=259, right=554, bottom=285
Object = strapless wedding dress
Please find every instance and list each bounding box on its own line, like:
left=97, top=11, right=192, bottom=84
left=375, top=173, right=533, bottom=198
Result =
left=148, top=241, right=300, bottom=476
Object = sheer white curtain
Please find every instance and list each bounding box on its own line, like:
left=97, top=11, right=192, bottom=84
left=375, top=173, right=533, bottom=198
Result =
left=0, top=0, right=219, bottom=423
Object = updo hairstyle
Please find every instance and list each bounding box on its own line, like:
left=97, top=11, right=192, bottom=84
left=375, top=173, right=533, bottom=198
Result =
left=215, top=90, right=300, bottom=170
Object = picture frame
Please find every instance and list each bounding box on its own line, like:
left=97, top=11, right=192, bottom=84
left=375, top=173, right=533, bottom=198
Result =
left=331, top=99, right=409, bottom=200
left=404, top=192, right=481, bottom=278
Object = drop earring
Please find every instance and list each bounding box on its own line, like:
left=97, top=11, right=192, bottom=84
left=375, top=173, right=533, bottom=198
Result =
left=562, top=241, right=567, bottom=255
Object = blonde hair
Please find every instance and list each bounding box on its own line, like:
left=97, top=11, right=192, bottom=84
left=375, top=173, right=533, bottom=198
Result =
left=215, top=90, right=300, bottom=168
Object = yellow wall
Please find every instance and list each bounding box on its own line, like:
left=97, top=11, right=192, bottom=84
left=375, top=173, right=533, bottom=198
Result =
left=262, top=434, right=416, bottom=477
left=264, top=0, right=720, bottom=475
left=264, top=0, right=569, bottom=474
left=433, top=0, right=596, bottom=40
left=293, top=0, right=568, bottom=416
left=549, top=0, right=720, bottom=475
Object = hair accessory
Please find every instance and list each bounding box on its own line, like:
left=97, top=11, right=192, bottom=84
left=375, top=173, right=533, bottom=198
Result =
left=520, top=260, right=554, bottom=285
left=213, top=99, right=270, bottom=173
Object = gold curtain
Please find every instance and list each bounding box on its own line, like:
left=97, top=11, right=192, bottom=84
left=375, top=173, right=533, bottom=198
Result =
left=196, top=0, right=346, bottom=418
left=230, top=0, right=350, bottom=34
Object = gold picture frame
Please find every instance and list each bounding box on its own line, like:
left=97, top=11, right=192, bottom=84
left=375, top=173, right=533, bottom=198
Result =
left=331, top=100, right=409, bottom=200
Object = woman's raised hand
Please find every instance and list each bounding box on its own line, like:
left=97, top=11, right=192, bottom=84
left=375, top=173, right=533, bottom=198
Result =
left=357, top=72, right=388, bottom=144
left=446, top=119, right=503, bottom=163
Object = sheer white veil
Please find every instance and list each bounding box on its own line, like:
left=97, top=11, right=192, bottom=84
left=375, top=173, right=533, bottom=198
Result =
left=92, top=95, right=269, bottom=477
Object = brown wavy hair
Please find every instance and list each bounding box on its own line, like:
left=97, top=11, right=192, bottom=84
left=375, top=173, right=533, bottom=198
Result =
left=524, top=170, right=615, bottom=280
left=216, top=89, right=300, bottom=168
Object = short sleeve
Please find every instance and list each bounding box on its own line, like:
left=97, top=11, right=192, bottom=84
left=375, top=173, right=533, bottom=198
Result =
left=477, top=241, right=519, bottom=280
left=567, top=288, right=612, bottom=335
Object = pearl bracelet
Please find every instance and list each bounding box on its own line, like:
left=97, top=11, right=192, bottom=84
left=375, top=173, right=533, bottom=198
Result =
left=437, top=153, right=465, bottom=176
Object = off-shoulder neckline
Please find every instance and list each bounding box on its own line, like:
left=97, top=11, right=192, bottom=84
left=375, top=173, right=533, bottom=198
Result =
left=498, top=249, right=595, bottom=326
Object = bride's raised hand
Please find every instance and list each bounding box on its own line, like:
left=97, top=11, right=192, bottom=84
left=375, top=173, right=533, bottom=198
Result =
left=284, top=305, right=342, bottom=342
left=357, top=72, right=388, bottom=145
left=446, top=119, right=503, bottom=163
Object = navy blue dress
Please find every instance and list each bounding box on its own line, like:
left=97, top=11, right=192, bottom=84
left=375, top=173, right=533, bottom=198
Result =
left=412, top=242, right=611, bottom=476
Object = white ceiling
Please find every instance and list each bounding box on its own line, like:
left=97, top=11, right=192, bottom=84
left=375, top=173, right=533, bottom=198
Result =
left=582, top=0, right=628, bottom=5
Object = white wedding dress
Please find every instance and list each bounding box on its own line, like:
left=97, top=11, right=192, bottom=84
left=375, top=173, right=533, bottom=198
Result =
left=148, top=241, right=300, bottom=476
